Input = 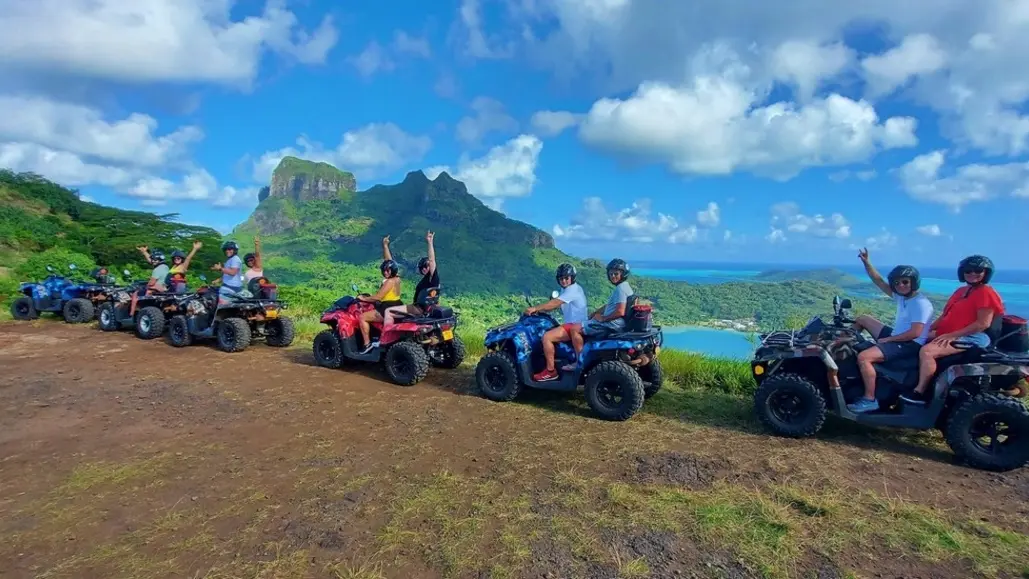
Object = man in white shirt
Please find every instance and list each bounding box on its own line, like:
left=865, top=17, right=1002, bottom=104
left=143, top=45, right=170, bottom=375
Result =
left=848, top=249, right=935, bottom=413
left=524, top=263, right=588, bottom=381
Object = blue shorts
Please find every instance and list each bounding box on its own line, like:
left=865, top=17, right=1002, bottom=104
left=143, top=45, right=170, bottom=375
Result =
left=954, top=332, right=991, bottom=348
left=581, top=318, right=626, bottom=336
left=875, top=325, right=921, bottom=361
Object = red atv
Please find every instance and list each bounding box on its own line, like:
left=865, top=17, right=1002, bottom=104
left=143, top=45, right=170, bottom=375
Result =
left=312, top=284, right=465, bottom=385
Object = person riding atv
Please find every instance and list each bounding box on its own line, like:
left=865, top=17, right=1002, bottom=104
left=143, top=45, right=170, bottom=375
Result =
left=751, top=294, right=1029, bottom=472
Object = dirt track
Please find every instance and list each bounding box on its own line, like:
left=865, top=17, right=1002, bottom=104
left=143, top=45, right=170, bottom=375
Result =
left=2, top=321, right=1029, bottom=579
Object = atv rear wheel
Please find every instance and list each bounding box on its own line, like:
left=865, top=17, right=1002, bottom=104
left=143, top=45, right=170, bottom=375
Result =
left=754, top=373, right=826, bottom=438
left=167, top=315, right=193, bottom=347
left=10, top=297, right=37, bottom=320
left=265, top=317, right=295, bottom=347
left=584, top=360, right=646, bottom=421
left=384, top=341, right=430, bottom=386
left=135, top=306, right=165, bottom=339
left=63, top=298, right=94, bottom=323
left=476, top=351, right=521, bottom=401
left=312, top=330, right=344, bottom=369
left=432, top=335, right=466, bottom=369
left=217, top=318, right=252, bottom=353
left=944, top=393, right=1029, bottom=472
left=638, top=358, right=664, bottom=399
left=97, top=303, right=119, bottom=331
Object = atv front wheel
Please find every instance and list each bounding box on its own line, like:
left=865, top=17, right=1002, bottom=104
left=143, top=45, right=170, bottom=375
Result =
left=584, top=360, right=646, bottom=421
left=754, top=373, right=826, bottom=438
left=944, top=393, right=1029, bottom=472
left=265, top=317, right=295, bottom=347
left=312, top=330, right=344, bottom=369
left=167, top=315, right=193, bottom=347
left=476, top=351, right=521, bottom=401
left=97, top=303, right=119, bottom=331
left=63, top=298, right=94, bottom=323
left=135, top=306, right=165, bottom=339
left=384, top=341, right=430, bottom=386
left=638, top=358, right=664, bottom=399
left=10, top=297, right=38, bottom=320
left=217, top=318, right=252, bottom=353
left=432, top=335, right=466, bottom=369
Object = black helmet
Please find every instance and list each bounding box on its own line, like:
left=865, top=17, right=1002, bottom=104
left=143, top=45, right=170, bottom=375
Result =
left=244, top=252, right=256, bottom=264
left=380, top=259, right=399, bottom=278
left=887, top=265, right=920, bottom=294
left=606, top=258, right=630, bottom=281
left=958, top=255, right=994, bottom=284
left=171, top=250, right=186, bottom=261
left=555, top=263, right=577, bottom=283
left=417, top=257, right=431, bottom=272
left=150, top=250, right=165, bottom=264
left=221, top=240, right=238, bottom=252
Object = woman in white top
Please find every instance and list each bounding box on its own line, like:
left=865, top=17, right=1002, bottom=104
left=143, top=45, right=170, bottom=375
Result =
left=243, top=236, right=264, bottom=282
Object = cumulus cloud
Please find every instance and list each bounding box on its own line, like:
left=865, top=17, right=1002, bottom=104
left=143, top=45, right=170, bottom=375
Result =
left=916, top=224, right=942, bottom=236
left=0, top=0, right=338, bottom=87
left=769, top=40, right=854, bottom=101
left=455, top=97, right=519, bottom=146
left=349, top=30, right=432, bottom=77
left=552, top=197, right=698, bottom=244
left=576, top=63, right=918, bottom=180
left=768, top=201, right=851, bottom=241
left=425, top=134, right=543, bottom=207
left=530, top=110, right=582, bottom=137
left=897, top=150, right=1029, bottom=211
left=127, top=170, right=259, bottom=208
left=696, top=202, right=720, bottom=227
left=860, top=33, right=948, bottom=98
left=852, top=228, right=898, bottom=251
left=253, top=123, right=433, bottom=183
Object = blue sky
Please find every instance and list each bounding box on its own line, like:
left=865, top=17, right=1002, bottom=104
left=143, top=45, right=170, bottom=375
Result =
left=1, top=0, right=1028, bottom=269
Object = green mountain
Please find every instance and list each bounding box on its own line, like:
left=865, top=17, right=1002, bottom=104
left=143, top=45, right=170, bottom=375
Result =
left=754, top=267, right=867, bottom=288
left=234, top=157, right=559, bottom=296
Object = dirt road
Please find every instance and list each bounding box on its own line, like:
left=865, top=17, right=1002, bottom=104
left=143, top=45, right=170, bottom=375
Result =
left=1, top=322, right=1028, bottom=579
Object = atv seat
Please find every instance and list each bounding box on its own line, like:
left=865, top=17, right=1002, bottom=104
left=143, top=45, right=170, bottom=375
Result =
left=582, top=295, right=658, bottom=342
left=584, top=327, right=662, bottom=342
left=391, top=286, right=453, bottom=323
left=873, top=354, right=919, bottom=385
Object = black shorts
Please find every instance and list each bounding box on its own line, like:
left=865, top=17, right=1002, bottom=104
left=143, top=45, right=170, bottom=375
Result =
left=875, top=326, right=921, bottom=361
left=375, top=300, right=404, bottom=316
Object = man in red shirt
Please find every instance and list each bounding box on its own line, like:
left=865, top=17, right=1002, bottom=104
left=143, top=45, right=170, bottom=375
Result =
left=901, top=255, right=1005, bottom=405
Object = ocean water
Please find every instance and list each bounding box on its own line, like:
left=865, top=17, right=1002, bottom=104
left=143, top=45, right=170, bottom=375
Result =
left=638, top=260, right=1029, bottom=358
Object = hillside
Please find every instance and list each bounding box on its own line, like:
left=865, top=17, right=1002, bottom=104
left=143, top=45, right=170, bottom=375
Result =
left=0, top=169, right=226, bottom=279
left=754, top=267, right=867, bottom=288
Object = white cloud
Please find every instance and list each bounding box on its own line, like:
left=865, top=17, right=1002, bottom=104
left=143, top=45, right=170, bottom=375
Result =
left=916, top=224, right=942, bottom=236
left=125, top=170, right=259, bottom=208
left=769, top=40, right=854, bottom=101
left=770, top=201, right=851, bottom=238
left=0, top=142, right=136, bottom=187
left=0, top=0, right=338, bottom=87
left=253, top=123, right=433, bottom=182
left=0, top=95, right=201, bottom=168
left=897, top=150, right=1029, bottom=210
left=766, top=228, right=787, bottom=243
left=455, top=97, right=519, bottom=146
left=454, top=0, right=515, bottom=59
left=576, top=61, right=918, bottom=180
left=828, top=169, right=877, bottom=182
left=349, top=30, right=432, bottom=77
left=427, top=134, right=543, bottom=206
left=530, top=110, right=582, bottom=137
left=696, top=202, right=720, bottom=227
left=861, top=34, right=948, bottom=98
left=723, top=230, right=732, bottom=241
left=852, top=228, right=898, bottom=251
left=552, top=197, right=698, bottom=244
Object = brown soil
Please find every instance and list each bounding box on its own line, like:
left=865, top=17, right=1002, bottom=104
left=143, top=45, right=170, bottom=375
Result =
left=1, top=322, right=1028, bottom=579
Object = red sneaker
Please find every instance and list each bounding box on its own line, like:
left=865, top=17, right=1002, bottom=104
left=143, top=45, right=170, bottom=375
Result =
left=532, top=368, right=558, bottom=382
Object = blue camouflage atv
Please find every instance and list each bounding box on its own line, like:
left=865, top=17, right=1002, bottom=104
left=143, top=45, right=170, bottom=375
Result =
left=474, top=293, right=664, bottom=421
left=9, top=264, right=120, bottom=324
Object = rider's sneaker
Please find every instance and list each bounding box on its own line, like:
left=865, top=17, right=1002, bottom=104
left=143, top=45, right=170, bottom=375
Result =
left=533, top=368, right=558, bottom=382
left=359, top=341, right=378, bottom=354
left=899, top=391, right=928, bottom=405
left=847, top=397, right=879, bottom=413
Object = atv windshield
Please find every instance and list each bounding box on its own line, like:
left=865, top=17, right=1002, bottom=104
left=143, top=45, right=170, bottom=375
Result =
left=800, top=316, right=827, bottom=335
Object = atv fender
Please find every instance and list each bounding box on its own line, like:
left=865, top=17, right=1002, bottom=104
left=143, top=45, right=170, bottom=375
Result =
left=186, top=315, right=215, bottom=339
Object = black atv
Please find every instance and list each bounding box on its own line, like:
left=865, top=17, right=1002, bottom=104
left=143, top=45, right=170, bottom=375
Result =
left=166, top=276, right=294, bottom=352
left=751, top=296, right=1029, bottom=472
left=97, top=272, right=195, bottom=339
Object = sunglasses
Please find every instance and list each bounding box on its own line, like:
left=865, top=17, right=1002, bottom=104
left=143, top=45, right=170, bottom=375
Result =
left=964, top=268, right=985, bottom=274
left=893, top=279, right=911, bottom=286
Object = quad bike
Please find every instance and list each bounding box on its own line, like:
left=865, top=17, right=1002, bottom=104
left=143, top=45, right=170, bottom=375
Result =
left=474, top=293, right=664, bottom=421
left=751, top=295, right=1029, bottom=472
left=97, top=271, right=196, bottom=338
left=10, top=264, right=123, bottom=323
left=166, top=275, right=294, bottom=352
left=312, top=284, right=464, bottom=386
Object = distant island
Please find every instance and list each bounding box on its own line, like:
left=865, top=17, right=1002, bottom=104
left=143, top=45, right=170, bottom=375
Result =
left=753, top=267, right=867, bottom=288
